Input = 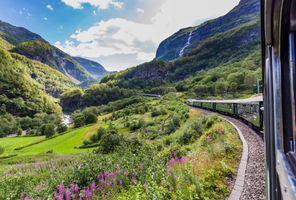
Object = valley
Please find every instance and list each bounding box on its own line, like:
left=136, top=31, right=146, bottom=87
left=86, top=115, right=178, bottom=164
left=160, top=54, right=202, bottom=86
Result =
left=0, top=0, right=263, bottom=199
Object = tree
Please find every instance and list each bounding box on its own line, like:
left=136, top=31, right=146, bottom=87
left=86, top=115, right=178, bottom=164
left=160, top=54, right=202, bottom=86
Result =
left=99, top=132, right=123, bottom=154
left=19, top=117, right=32, bottom=130
left=40, top=124, right=56, bottom=138
left=84, top=113, right=98, bottom=124
left=215, top=82, right=228, bottom=95
left=0, top=104, right=6, bottom=115
left=57, top=124, right=68, bottom=133
left=244, top=73, right=257, bottom=90
left=227, top=72, right=245, bottom=85
left=193, top=85, right=209, bottom=97
left=73, top=113, right=85, bottom=128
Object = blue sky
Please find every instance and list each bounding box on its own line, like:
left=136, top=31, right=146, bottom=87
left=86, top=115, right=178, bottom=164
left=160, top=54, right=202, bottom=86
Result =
left=0, top=0, right=240, bottom=71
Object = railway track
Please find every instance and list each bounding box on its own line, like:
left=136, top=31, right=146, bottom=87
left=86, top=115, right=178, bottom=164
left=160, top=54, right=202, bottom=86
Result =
left=195, top=108, right=265, bottom=200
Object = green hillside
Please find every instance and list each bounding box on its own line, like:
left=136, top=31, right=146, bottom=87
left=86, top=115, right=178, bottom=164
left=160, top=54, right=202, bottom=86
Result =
left=0, top=20, right=108, bottom=83
left=101, top=20, right=261, bottom=97
left=156, top=0, right=259, bottom=61
left=0, top=48, right=63, bottom=116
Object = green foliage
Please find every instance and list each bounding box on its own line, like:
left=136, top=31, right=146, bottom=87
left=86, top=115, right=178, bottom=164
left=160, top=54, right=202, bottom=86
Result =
left=11, top=52, right=74, bottom=97
left=178, top=119, right=204, bottom=145
left=151, top=107, right=167, bottom=117
left=84, top=112, right=97, bottom=124
left=40, top=124, right=56, bottom=138
left=57, top=124, right=68, bottom=133
left=203, top=114, right=220, bottom=129
left=0, top=145, right=4, bottom=155
left=72, top=108, right=98, bottom=128
left=12, top=40, right=52, bottom=60
left=0, top=47, right=63, bottom=117
left=61, top=85, right=136, bottom=112
left=0, top=113, right=21, bottom=137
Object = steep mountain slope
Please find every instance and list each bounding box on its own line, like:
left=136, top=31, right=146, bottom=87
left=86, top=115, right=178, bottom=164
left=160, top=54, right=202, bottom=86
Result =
left=102, top=20, right=260, bottom=88
left=100, top=0, right=261, bottom=97
left=0, top=20, right=108, bottom=83
left=0, top=21, right=80, bottom=116
left=0, top=21, right=42, bottom=44
left=156, top=0, right=259, bottom=61
left=73, top=57, right=108, bottom=80
left=0, top=48, right=62, bottom=117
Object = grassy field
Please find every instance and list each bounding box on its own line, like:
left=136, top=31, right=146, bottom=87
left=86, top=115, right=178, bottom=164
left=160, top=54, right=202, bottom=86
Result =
left=0, top=121, right=102, bottom=164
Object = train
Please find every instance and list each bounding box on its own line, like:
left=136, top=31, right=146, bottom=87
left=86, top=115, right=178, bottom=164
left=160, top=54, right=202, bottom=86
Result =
left=186, top=98, right=264, bottom=136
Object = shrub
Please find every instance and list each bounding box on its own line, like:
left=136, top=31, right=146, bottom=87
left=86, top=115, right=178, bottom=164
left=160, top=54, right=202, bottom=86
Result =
left=99, top=132, right=123, bottom=154
left=191, top=119, right=204, bottom=135
left=83, top=140, right=92, bottom=146
left=204, top=114, right=219, bottom=129
left=97, top=127, right=106, bottom=139
left=57, top=124, right=68, bottom=133
left=73, top=113, right=85, bottom=128
left=165, top=120, right=178, bottom=135
left=27, top=128, right=36, bottom=135
left=130, top=119, right=145, bottom=131
left=151, top=110, right=161, bottom=117
left=172, top=115, right=181, bottom=127
left=84, top=113, right=97, bottom=124
left=90, top=134, right=99, bottom=143
left=178, top=129, right=198, bottom=145
left=40, top=124, right=56, bottom=138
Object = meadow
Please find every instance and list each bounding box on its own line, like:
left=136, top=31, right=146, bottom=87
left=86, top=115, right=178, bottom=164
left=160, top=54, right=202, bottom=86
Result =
left=0, top=96, right=242, bottom=199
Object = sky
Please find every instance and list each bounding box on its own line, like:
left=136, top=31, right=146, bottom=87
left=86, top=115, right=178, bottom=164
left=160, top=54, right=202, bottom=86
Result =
left=0, top=0, right=240, bottom=71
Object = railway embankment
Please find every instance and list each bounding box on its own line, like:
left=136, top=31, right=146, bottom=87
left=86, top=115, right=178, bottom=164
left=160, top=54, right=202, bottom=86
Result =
left=195, top=108, right=265, bottom=200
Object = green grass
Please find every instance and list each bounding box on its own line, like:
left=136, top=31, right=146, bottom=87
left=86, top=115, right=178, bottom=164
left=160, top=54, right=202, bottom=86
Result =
left=0, top=123, right=101, bottom=163
left=0, top=136, right=44, bottom=155
left=17, top=126, right=96, bottom=155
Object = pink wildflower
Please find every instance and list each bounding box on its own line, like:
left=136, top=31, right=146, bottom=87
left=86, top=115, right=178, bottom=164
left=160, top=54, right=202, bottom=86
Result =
left=65, top=188, right=71, bottom=200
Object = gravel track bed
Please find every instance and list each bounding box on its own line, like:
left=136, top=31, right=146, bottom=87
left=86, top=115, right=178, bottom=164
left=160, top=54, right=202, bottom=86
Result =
left=194, top=108, right=265, bottom=200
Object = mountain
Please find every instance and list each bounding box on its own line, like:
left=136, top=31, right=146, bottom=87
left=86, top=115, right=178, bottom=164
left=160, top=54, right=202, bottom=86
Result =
left=0, top=21, right=77, bottom=116
left=0, top=20, right=107, bottom=83
left=73, top=57, right=108, bottom=80
left=101, top=0, right=261, bottom=94
left=0, top=47, right=64, bottom=117
left=155, top=0, right=260, bottom=61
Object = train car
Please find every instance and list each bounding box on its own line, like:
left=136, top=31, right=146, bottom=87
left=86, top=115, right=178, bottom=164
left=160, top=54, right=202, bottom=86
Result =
left=262, top=0, right=296, bottom=199
left=186, top=98, right=264, bottom=135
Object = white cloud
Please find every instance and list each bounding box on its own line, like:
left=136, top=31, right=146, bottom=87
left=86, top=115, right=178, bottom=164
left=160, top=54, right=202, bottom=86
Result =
left=60, top=0, right=123, bottom=10
left=56, top=0, right=240, bottom=70
left=136, top=8, right=145, bottom=15
left=46, top=4, right=54, bottom=11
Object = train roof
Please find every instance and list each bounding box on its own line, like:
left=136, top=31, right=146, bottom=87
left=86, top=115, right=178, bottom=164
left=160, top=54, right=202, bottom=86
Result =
left=187, top=95, right=263, bottom=105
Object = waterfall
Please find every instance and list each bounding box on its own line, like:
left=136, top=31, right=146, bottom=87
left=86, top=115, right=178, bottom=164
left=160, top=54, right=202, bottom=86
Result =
left=179, top=30, right=194, bottom=57
left=62, top=114, right=72, bottom=126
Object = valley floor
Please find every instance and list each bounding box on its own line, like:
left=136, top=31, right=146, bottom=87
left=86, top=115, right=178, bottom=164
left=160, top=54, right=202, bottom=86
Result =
left=0, top=97, right=242, bottom=199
